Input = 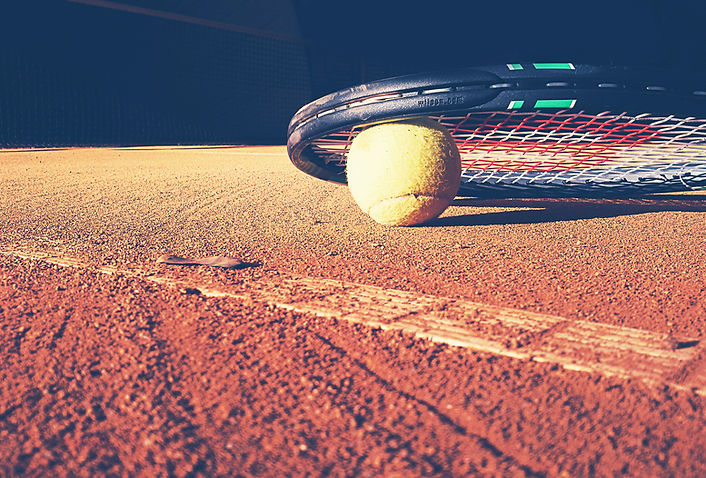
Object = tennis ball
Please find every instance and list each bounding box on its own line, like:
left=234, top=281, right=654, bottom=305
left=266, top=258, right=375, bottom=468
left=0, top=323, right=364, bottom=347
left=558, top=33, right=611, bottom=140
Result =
left=346, top=117, right=461, bottom=226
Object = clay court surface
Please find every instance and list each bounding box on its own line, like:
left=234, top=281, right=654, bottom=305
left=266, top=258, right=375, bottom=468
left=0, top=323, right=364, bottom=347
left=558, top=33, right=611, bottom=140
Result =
left=1, top=146, right=705, bottom=476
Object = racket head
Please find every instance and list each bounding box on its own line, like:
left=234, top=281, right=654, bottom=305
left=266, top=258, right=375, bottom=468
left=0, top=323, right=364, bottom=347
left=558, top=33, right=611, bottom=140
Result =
left=287, top=63, right=706, bottom=197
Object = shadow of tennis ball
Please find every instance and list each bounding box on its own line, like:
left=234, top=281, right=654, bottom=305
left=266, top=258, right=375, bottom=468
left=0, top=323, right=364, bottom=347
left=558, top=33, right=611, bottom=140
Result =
left=346, top=117, right=461, bottom=226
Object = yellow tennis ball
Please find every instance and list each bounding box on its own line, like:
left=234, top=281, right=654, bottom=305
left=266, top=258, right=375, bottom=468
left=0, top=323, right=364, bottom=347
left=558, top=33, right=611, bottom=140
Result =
left=346, top=117, right=461, bottom=226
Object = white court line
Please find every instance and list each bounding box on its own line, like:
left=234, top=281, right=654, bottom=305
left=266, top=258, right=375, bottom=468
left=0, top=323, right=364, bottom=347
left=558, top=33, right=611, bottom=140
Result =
left=0, top=146, right=286, bottom=155
left=2, top=250, right=704, bottom=395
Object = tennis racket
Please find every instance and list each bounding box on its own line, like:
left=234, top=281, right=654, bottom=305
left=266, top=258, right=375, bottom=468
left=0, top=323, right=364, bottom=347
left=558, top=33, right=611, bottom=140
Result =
left=287, top=63, right=706, bottom=197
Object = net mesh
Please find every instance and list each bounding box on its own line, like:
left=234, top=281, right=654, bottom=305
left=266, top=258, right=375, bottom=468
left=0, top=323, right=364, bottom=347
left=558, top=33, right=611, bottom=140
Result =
left=306, top=111, right=706, bottom=196
left=0, top=2, right=311, bottom=147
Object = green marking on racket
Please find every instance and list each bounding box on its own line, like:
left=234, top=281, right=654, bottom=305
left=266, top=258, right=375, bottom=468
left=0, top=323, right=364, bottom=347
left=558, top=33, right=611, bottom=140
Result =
left=533, top=63, right=575, bottom=70
left=534, top=99, right=576, bottom=108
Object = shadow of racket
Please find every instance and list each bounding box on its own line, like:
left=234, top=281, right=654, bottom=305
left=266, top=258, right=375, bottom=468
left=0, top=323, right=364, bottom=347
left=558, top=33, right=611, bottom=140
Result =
left=427, top=196, right=706, bottom=226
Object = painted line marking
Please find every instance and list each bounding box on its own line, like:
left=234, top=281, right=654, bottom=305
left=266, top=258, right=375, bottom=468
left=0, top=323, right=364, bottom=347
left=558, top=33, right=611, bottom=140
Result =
left=2, top=250, right=704, bottom=395
left=0, top=146, right=285, bottom=156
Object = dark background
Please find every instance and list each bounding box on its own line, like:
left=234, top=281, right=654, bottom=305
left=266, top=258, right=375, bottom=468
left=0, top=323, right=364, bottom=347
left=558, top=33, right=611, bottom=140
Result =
left=1, top=0, right=704, bottom=146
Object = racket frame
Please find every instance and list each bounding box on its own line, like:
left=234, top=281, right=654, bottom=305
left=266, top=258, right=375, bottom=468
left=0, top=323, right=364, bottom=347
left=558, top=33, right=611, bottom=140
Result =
left=287, top=63, right=706, bottom=195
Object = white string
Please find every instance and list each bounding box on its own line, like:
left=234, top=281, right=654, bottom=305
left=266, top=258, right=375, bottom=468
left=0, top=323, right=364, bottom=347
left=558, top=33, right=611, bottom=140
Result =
left=307, top=111, right=706, bottom=191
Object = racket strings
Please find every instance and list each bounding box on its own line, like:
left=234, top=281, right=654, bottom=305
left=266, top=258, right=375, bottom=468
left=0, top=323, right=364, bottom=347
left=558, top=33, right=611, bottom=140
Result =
left=443, top=111, right=706, bottom=187
left=306, top=111, right=706, bottom=189
left=440, top=111, right=666, bottom=172
left=308, top=129, right=359, bottom=166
